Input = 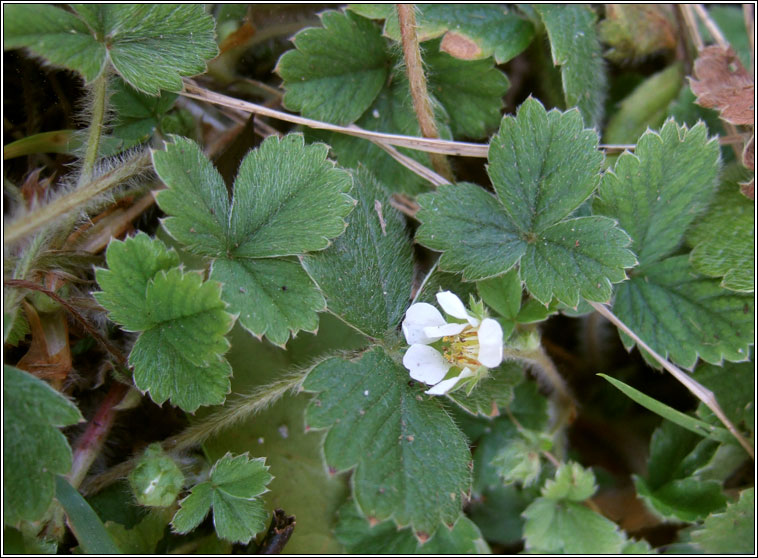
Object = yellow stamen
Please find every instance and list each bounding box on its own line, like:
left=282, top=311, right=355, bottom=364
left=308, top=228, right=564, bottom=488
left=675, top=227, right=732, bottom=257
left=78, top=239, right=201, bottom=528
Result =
left=442, top=327, right=481, bottom=367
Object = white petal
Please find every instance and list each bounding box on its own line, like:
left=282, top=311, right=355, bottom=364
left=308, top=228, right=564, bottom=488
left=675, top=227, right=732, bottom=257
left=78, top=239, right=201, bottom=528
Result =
left=423, top=322, right=467, bottom=338
left=477, top=318, right=504, bottom=367
left=425, top=368, right=475, bottom=395
left=402, top=303, right=446, bottom=344
left=403, top=344, right=451, bottom=385
left=436, top=291, right=479, bottom=326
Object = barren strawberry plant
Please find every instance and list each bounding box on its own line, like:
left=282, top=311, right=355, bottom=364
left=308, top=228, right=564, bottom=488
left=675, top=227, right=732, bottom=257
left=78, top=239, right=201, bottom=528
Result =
left=3, top=4, right=754, bottom=554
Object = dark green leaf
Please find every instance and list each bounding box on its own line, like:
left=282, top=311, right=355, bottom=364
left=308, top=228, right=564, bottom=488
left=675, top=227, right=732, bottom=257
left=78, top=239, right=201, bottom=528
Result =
left=110, top=78, right=178, bottom=147
left=691, top=488, right=754, bottom=554
left=692, top=361, right=755, bottom=438
left=446, top=362, right=524, bottom=417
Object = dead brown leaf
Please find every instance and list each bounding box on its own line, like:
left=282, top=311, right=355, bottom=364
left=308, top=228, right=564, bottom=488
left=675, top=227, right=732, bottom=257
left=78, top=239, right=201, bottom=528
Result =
left=16, top=301, right=73, bottom=389
left=740, top=135, right=754, bottom=199
left=689, top=46, right=755, bottom=126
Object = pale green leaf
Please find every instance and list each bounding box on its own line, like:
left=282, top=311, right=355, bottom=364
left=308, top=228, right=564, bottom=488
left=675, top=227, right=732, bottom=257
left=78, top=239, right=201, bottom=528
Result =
left=301, top=168, right=413, bottom=338
left=491, top=430, right=550, bottom=487
left=303, top=347, right=471, bottom=537
left=3, top=366, right=83, bottom=525
left=277, top=10, right=389, bottom=125
left=595, top=120, right=721, bottom=265
left=534, top=5, right=607, bottom=127
left=128, top=444, right=184, bottom=508
left=691, top=488, right=754, bottom=554
left=612, top=256, right=753, bottom=369
left=335, top=500, right=489, bottom=553
left=73, top=5, right=217, bottom=94
left=523, top=498, right=626, bottom=554
left=172, top=453, right=272, bottom=544
left=94, top=233, right=181, bottom=332
left=210, top=258, right=324, bottom=347
left=688, top=167, right=755, bottom=293
left=350, top=4, right=535, bottom=64
left=541, top=462, right=596, bottom=501
left=127, top=267, right=234, bottom=412
left=3, top=4, right=105, bottom=81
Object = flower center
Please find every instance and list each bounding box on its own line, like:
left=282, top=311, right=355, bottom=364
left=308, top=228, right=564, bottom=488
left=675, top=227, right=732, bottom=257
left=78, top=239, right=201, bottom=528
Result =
left=441, top=326, right=481, bottom=367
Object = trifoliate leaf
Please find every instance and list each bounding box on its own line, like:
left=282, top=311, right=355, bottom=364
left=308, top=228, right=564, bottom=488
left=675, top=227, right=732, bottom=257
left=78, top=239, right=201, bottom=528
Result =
left=633, top=422, right=727, bottom=522
left=172, top=453, right=272, bottom=544
left=153, top=134, right=353, bottom=344
left=534, top=5, right=607, bottom=128
left=425, top=44, right=509, bottom=139
left=522, top=498, right=627, bottom=554
left=688, top=168, right=754, bottom=292
left=691, top=488, right=754, bottom=554
left=596, top=120, right=720, bottom=265
left=210, top=259, right=324, bottom=347
left=128, top=443, right=185, bottom=508
left=612, top=256, right=753, bottom=369
left=110, top=78, right=178, bottom=148
left=5, top=5, right=216, bottom=93
left=276, top=10, right=389, bottom=125
left=3, top=365, right=83, bottom=525
left=417, top=99, right=635, bottom=305
left=335, top=500, right=489, bottom=553
left=94, top=232, right=180, bottom=332
left=303, top=347, right=471, bottom=537
left=301, top=168, right=413, bottom=338
left=350, top=4, right=535, bottom=64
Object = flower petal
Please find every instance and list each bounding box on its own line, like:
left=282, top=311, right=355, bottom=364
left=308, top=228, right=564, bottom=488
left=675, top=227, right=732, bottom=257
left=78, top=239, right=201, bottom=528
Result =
left=423, top=322, right=467, bottom=339
left=435, top=291, right=474, bottom=323
left=402, top=302, right=446, bottom=344
left=425, top=368, right=475, bottom=395
left=477, top=318, right=504, bottom=367
left=403, top=344, right=451, bottom=384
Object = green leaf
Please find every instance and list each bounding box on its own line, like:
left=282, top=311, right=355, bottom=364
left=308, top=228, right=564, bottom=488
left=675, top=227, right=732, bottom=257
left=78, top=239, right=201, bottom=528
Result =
left=55, top=476, right=122, bottom=554
left=599, top=374, right=733, bottom=444
left=534, top=5, right=607, bottom=128
left=491, top=430, right=551, bottom=487
left=335, top=500, right=489, bottom=553
left=3, top=366, right=83, bottom=525
left=301, top=168, right=413, bottom=338
left=595, top=120, right=721, bottom=265
left=210, top=258, right=324, bottom=347
left=110, top=78, right=178, bottom=147
left=691, top=488, right=754, bottom=554
left=417, top=99, right=635, bottom=305
left=425, top=45, right=509, bottom=139
left=522, top=498, right=626, bottom=554
left=633, top=422, right=727, bottom=522
left=106, top=509, right=171, bottom=555
left=688, top=168, right=755, bottom=293
left=172, top=453, right=272, bottom=544
left=350, top=4, right=535, bottom=64
left=276, top=10, right=389, bottom=125
left=541, top=462, right=597, bottom=501
left=692, top=361, right=755, bottom=438
left=94, top=232, right=181, bottom=332
left=128, top=443, right=185, bottom=508
left=612, top=256, right=753, bottom=369
left=477, top=269, right=522, bottom=321
left=446, top=362, right=523, bottom=418
left=5, top=5, right=216, bottom=93
left=303, top=347, right=471, bottom=537
left=3, top=4, right=105, bottom=81
left=73, top=5, right=217, bottom=94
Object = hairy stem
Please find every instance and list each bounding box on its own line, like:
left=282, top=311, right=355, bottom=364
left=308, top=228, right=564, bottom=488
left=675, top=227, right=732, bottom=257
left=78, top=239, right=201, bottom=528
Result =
left=396, top=4, right=453, bottom=181
left=78, top=72, right=109, bottom=187
left=3, top=150, right=151, bottom=246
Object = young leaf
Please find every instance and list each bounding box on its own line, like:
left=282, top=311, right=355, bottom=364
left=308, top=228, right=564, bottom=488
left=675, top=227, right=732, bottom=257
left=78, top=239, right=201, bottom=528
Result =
left=335, top=500, right=489, bottom=553
left=491, top=429, right=551, bottom=487
left=276, top=10, right=389, bottom=125
left=95, top=235, right=235, bottom=412
left=612, top=256, right=753, bottom=369
left=4, top=5, right=217, bottom=94
left=416, top=98, right=635, bottom=305
left=534, top=5, right=607, bottom=128
left=128, top=443, right=185, bottom=508
left=350, top=4, right=535, bottom=64
left=541, top=461, right=596, bottom=501
left=303, top=347, right=471, bottom=537
left=3, top=365, right=83, bottom=525
left=301, top=168, right=413, bottom=338
left=153, top=134, right=353, bottom=345
left=595, top=120, right=720, bottom=266
left=690, top=488, right=754, bottom=554
left=172, top=453, right=272, bottom=544
left=687, top=168, right=754, bottom=293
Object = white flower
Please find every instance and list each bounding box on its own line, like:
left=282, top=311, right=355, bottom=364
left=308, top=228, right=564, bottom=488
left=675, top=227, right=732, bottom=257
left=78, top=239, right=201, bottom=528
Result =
left=401, top=291, right=504, bottom=395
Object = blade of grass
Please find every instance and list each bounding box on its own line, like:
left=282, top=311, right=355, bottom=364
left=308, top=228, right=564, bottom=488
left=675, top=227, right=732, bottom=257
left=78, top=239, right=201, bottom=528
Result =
left=55, top=475, right=122, bottom=554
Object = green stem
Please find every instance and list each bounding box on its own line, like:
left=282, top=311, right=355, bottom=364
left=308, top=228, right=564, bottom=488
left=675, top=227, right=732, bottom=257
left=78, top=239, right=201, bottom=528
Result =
left=78, top=72, right=109, bottom=187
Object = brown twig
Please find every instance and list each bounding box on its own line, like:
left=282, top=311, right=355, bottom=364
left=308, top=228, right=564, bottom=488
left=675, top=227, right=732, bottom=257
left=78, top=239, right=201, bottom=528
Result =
left=257, top=509, right=296, bottom=554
